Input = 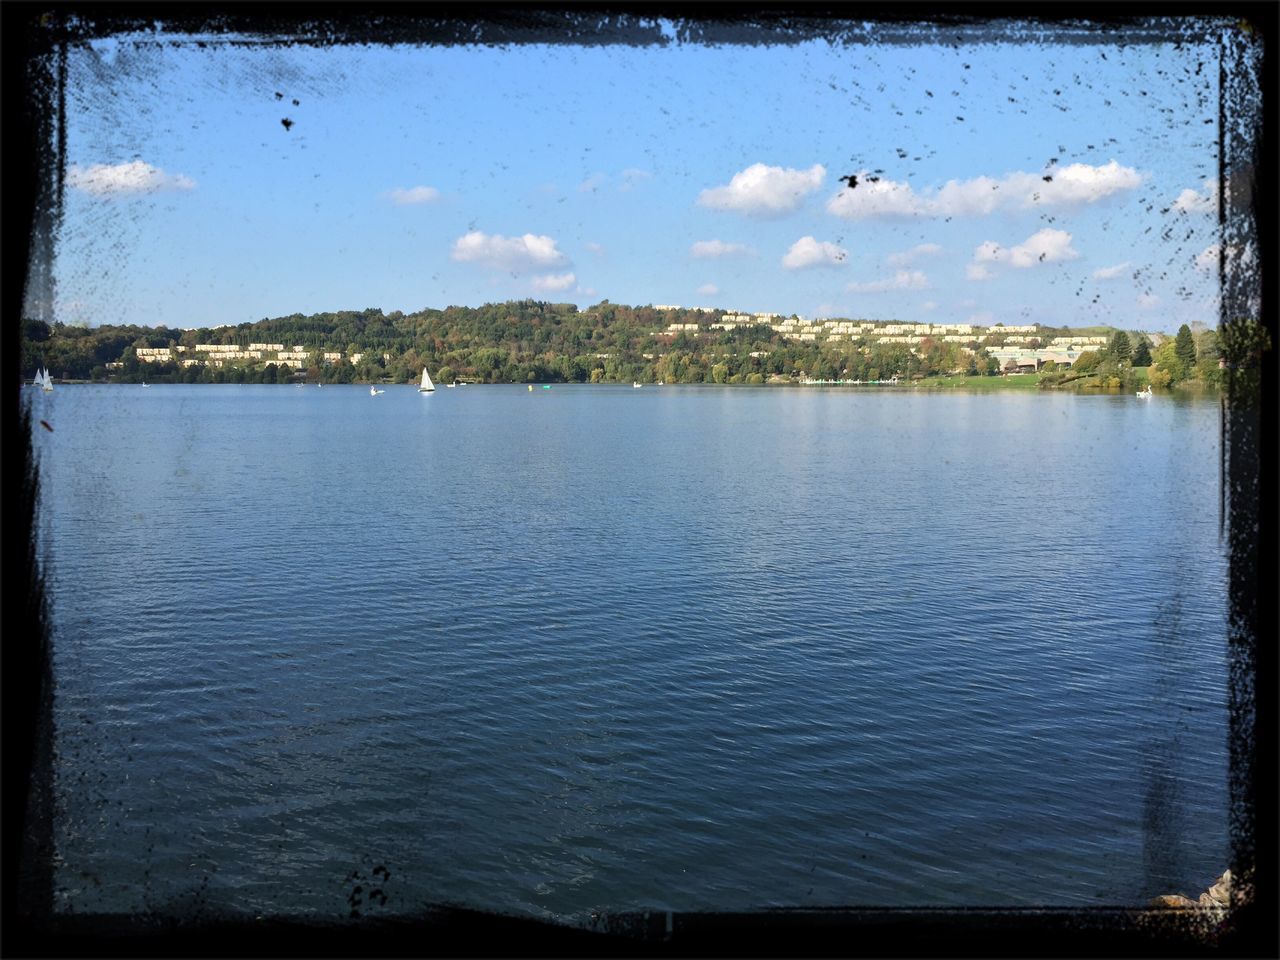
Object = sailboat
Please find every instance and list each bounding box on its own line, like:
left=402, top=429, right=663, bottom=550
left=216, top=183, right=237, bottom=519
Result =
left=418, top=367, right=435, bottom=393
left=37, top=367, right=53, bottom=392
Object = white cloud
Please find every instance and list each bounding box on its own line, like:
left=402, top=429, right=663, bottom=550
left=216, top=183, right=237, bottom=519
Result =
left=66, top=160, right=196, bottom=196
left=532, top=272, right=576, bottom=292
left=451, top=231, right=569, bottom=271
left=690, top=239, right=751, bottom=259
left=578, top=172, right=608, bottom=193
left=697, top=283, right=720, bottom=296
left=886, top=243, right=943, bottom=267
left=1172, top=179, right=1218, bottom=214
left=827, top=160, right=1142, bottom=220
left=1031, top=161, right=1143, bottom=206
left=968, top=228, right=1079, bottom=277
left=1138, top=292, right=1161, bottom=309
left=1006, top=228, right=1078, bottom=267
left=973, top=241, right=1004, bottom=263
left=585, top=242, right=605, bottom=256
left=1194, top=243, right=1219, bottom=272
left=827, top=176, right=925, bottom=219
left=932, top=175, right=1008, bottom=217
left=921, top=300, right=938, bottom=312
left=1093, top=261, right=1131, bottom=280
left=781, top=236, right=848, bottom=270
left=698, top=163, right=826, bottom=216
left=847, top=270, right=929, bottom=293
left=619, top=168, right=652, bottom=191
left=387, top=185, right=440, bottom=205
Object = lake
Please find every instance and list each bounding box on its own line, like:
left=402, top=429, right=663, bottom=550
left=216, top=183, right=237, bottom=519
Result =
left=33, top=383, right=1230, bottom=922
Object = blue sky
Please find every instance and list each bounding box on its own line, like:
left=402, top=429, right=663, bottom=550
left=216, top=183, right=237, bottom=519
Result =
left=43, top=21, right=1233, bottom=332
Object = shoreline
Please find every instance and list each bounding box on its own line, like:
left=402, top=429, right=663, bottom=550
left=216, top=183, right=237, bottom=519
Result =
left=35, top=377, right=1218, bottom=396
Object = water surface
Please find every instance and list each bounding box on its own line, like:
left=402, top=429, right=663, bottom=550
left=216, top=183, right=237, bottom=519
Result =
left=35, top=384, right=1229, bottom=921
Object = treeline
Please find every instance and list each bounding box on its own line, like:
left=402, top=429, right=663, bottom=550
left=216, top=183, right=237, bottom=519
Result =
left=1039, top=325, right=1221, bottom=391
left=21, top=301, right=1183, bottom=387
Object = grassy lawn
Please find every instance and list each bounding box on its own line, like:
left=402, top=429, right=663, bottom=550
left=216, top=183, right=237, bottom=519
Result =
left=913, top=373, right=1044, bottom=391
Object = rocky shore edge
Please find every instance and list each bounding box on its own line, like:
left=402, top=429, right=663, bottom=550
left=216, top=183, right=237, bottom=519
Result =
left=1148, top=869, right=1235, bottom=912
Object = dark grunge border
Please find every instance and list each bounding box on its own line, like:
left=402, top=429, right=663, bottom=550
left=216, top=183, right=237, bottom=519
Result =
left=3, top=3, right=1274, bottom=956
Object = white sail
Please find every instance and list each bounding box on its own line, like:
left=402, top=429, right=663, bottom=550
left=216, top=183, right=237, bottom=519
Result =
left=38, top=367, right=53, bottom=391
left=418, top=367, right=435, bottom=392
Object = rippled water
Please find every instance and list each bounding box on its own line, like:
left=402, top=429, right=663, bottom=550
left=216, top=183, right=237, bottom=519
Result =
left=34, top=384, right=1229, bottom=921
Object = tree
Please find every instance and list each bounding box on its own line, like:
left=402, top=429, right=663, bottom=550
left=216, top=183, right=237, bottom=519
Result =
left=436, top=365, right=456, bottom=384
left=1072, top=351, right=1101, bottom=374
left=1153, top=339, right=1188, bottom=383
left=1132, top=338, right=1152, bottom=367
left=1175, top=324, right=1197, bottom=369
left=1106, top=330, right=1132, bottom=363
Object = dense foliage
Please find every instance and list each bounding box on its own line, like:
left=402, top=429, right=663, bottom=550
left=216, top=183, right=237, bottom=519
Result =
left=21, top=302, right=1002, bottom=386
left=20, top=302, right=1216, bottom=390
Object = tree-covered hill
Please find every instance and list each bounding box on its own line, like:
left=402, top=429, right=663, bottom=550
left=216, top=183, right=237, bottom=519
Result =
left=20, top=301, right=1188, bottom=387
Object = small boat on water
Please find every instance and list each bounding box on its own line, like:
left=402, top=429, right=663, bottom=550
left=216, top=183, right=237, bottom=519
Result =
left=1137, top=385, right=1153, bottom=399
left=633, top=382, right=642, bottom=388
left=418, top=367, right=435, bottom=394
left=446, top=382, right=457, bottom=388
left=370, top=384, right=384, bottom=396
left=528, top=384, right=534, bottom=391
left=35, top=367, right=53, bottom=392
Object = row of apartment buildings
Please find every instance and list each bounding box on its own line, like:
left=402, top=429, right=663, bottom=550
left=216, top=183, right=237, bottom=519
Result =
left=131, top=344, right=378, bottom=369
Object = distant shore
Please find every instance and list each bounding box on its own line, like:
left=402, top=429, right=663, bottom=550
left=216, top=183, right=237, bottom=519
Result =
left=36, top=370, right=1218, bottom=395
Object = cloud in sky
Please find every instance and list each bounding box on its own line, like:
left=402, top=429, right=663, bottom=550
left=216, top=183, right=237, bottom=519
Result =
left=968, top=228, right=1079, bottom=278
left=578, top=172, right=608, bottom=193
left=921, top=300, right=938, bottom=312
left=585, top=242, right=605, bottom=256
left=1194, top=243, right=1219, bottom=272
left=698, top=163, right=826, bottom=216
left=847, top=270, right=929, bottom=293
left=781, top=236, right=848, bottom=270
left=531, top=272, right=576, bottom=292
left=1092, top=261, right=1131, bottom=279
left=387, top=185, right=440, bottom=205
left=886, top=243, right=943, bottom=267
left=451, top=231, right=569, bottom=271
left=1137, top=292, right=1160, bottom=309
left=697, top=283, right=720, bottom=296
left=619, top=168, right=653, bottom=191
left=827, top=160, right=1141, bottom=220
left=66, top=160, right=196, bottom=196
left=690, top=239, right=751, bottom=259
left=1172, top=179, right=1218, bottom=214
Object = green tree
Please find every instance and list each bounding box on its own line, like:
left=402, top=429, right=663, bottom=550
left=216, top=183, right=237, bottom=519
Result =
left=1153, top=339, right=1188, bottom=383
left=436, top=365, right=456, bottom=384
left=1106, top=329, right=1132, bottom=363
left=1132, top=338, right=1152, bottom=367
left=1175, top=324, right=1197, bottom=369
left=1072, top=351, right=1101, bottom=374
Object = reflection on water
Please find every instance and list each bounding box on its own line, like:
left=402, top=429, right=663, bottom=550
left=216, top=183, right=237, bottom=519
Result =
left=40, top=386, right=1230, bottom=920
